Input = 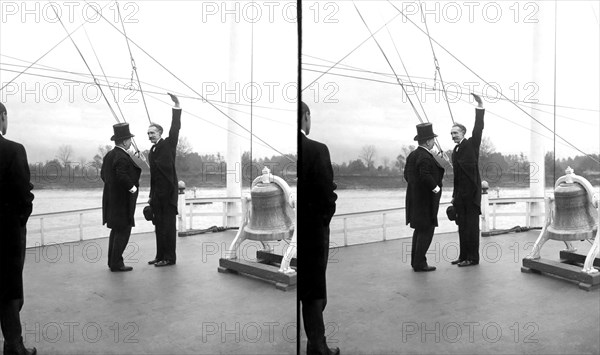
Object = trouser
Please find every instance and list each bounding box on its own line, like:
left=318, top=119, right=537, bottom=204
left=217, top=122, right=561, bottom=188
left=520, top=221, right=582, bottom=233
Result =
left=456, top=203, right=480, bottom=262
left=411, top=225, right=435, bottom=269
left=0, top=299, right=24, bottom=348
left=153, top=204, right=177, bottom=262
left=107, top=226, right=132, bottom=269
left=301, top=298, right=328, bottom=353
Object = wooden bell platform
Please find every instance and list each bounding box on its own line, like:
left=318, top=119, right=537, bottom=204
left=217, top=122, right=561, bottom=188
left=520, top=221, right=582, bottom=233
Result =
left=218, top=251, right=297, bottom=291
left=522, top=252, right=600, bottom=291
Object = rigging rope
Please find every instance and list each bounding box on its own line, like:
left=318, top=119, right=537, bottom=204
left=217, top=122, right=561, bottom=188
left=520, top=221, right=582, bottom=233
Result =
left=83, top=26, right=126, bottom=123
left=301, top=11, right=403, bottom=92
left=419, top=2, right=455, bottom=124
left=82, top=0, right=296, bottom=163
left=353, top=2, right=452, bottom=166
left=49, top=6, right=120, bottom=124
left=386, top=0, right=599, bottom=165
left=116, top=0, right=152, bottom=124
left=50, top=5, right=148, bottom=167
left=0, top=2, right=112, bottom=93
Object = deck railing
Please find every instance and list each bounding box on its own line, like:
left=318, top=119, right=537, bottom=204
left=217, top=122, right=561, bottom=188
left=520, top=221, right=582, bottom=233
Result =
left=330, top=196, right=546, bottom=247
left=27, top=188, right=546, bottom=248
left=27, top=194, right=242, bottom=247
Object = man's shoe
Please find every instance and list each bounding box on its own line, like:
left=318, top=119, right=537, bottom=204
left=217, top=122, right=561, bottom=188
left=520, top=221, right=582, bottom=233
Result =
left=3, top=338, right=37, bottom=355
left=155, top=260, right=175, bottom=267
left=148, top=259, right=160, bottom=265
left=3, top=347, right=37, bottom=355
left=457, top=260, right=478, bottom=267
left=307, top=339, right=340, bottom=355
left=413, top=266, right=436, bottom=272
left=110, top=266, right=133, bottom=272
left=450, top=259, right=464, bottom=265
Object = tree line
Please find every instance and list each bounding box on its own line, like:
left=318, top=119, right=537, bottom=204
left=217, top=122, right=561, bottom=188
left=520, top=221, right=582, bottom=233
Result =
left=333, top=138, right=599, bottom=186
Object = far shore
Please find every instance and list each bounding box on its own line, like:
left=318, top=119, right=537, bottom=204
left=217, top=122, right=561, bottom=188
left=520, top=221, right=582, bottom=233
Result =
left=28, top=172, right=593, bottom=191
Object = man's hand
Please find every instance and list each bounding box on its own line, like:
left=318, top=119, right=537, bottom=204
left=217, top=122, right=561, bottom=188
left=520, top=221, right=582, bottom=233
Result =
left=471, top=93, right=483, bottom=108
left=168, top=93, right=180, bottom=108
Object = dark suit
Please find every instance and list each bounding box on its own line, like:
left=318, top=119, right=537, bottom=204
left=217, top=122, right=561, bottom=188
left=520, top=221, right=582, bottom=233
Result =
left=149, top=108, right=181, bottom=263
left=404, top=146, right=444, bottom=269
left=452, top=108, right=485, bottom=263
left=298, top=133, right=337, bottom=352
left=101, top=147, right=141, bottom=269
left=0, top=134, right=34, bottom=349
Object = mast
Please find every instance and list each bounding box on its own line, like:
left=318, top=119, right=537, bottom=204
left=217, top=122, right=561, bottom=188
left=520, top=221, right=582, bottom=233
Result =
left=225, top=19, right=248, bottom=227
left=529, top=2, right=553, bottom=226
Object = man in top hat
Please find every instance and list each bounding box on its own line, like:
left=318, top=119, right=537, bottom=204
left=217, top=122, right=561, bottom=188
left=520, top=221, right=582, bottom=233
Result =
left=450, top=93, right=485, bottom=267
left=147, top=93, right=181, bottom=267
left=101, top=123, right=141, bottom=272
left=299, top=101, right=340, bottom=355
left=0, top=102, right=37, bottom=354
left=404, top=122, right=445, bottom=272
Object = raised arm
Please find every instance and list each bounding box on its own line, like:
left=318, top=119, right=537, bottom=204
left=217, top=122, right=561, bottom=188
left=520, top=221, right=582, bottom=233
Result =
left=167, top=93, right=181, bottom=150
left=471, top=93, right=485, bottom=151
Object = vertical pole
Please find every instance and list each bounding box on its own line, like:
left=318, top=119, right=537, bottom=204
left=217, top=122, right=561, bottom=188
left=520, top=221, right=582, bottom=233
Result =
left=40, top=218, right=45, bottom=246
left=481, top=181, right=490, bottom=233
left=188, top=203, right=193, bottom=230
left=382, top=213, right=387, bottom=241
left=177, top=182, right=186, bottom=233
left=343, top=218, right=348, bottom=247
left=529, top=3, right=553, bottom=227
left=79, top=213, right=84, bottom=241
left=492, top=203, right=497, bottom=230
left=225, top=14, right=249, bottom=228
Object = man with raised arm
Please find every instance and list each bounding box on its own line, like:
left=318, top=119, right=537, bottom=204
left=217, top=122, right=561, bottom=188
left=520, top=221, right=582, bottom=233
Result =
left=450, top=93, right=485, bottom=267
left=147, top=94, right=182, bottom=267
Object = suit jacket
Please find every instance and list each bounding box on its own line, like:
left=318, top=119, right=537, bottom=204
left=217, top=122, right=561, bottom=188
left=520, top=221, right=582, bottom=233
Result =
left=0, top=134, right=34, bottom=301
left=298, top=133, right=337, bottom=301
left=149, top=108, right=181, bottom=211
left=404, top=146, right=444, bottom=229
left=101, top=147, right=141, bottom=229
left=0, top=135, right=34, bottom=225
left=452, top=108, right=485, bottom=213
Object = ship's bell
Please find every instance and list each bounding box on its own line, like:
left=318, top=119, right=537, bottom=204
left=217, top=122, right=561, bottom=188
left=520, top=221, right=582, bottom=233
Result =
left=244, top=180, right=294, bottom=241
left=547, top=181, right=598, bottom=241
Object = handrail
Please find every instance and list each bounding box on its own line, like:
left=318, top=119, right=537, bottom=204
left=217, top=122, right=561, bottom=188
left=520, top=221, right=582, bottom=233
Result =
left=27, top=196, right=243, bottom=247
left=27, top=195, right=548, bottom=248
left=329, top=197, right=547, bottom=248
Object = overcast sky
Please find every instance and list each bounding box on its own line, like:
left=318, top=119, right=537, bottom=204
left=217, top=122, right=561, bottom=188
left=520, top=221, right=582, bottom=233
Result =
left=1, top=1, right=297, bottom=163
left=1, top=1, right=599, bottom=168
left=302, top=1, right=600, bottom=166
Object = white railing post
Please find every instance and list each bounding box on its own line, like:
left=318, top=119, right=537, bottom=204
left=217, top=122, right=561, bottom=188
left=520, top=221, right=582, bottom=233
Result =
left=343, top=218, right=348, bottom=247
left=382, top=213, right=387, bottom=241
left=177, top=181, right=187, bottom=233
left=222, top=201, right=228, bottom=227
left=492, top=203, right=497, bottom=230
left=481, top=181, right=490, bottom=233
left=79, top=213, right=84, bottom=241
left=525, top=201, right=531, bottom=228
left=188, top=203, right=193, bottom=230
left=40, top=217, right=45, bottom=246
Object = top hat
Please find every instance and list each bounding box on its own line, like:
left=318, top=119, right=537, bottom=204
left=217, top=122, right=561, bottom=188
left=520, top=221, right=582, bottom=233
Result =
left=111, top=123, right=135, bottom=141
left=414, top=123, right=438, bottom=141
